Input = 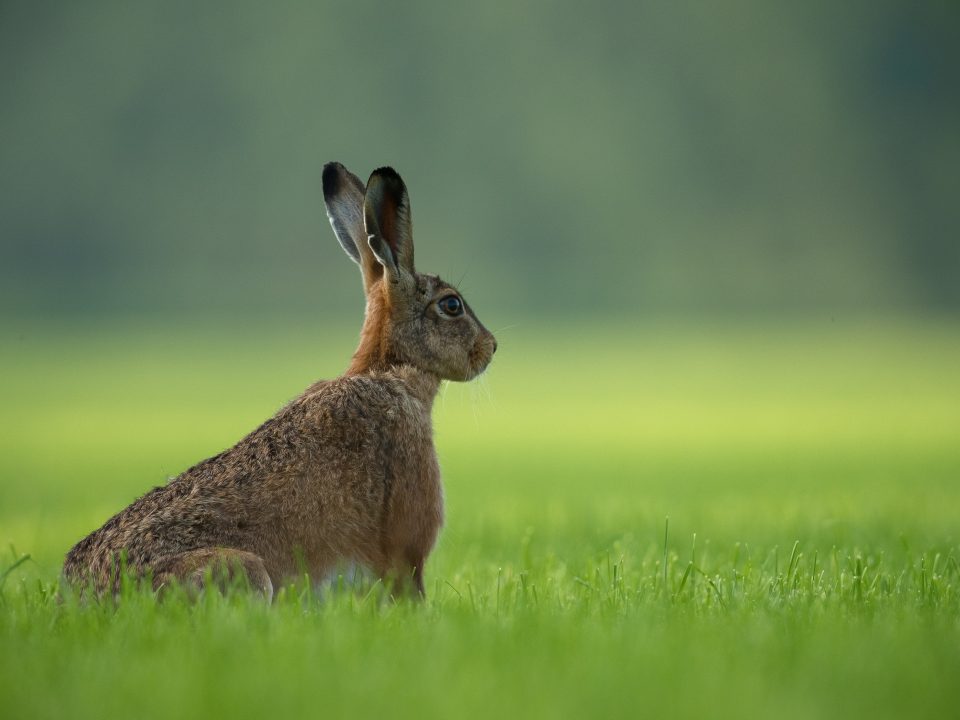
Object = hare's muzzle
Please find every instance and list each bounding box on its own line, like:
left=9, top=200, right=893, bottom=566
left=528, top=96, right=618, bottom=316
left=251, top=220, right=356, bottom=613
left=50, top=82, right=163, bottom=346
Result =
left=467, top=331, right=497, bottom=379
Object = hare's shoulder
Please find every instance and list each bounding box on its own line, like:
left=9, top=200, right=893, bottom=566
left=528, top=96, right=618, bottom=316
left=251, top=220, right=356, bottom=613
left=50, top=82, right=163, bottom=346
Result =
left=296, top=371, right=432, bottom=423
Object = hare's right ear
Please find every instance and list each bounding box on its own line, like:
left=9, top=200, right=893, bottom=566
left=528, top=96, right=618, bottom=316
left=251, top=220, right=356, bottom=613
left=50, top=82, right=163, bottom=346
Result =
left=322, top=162, right=384, bottom=291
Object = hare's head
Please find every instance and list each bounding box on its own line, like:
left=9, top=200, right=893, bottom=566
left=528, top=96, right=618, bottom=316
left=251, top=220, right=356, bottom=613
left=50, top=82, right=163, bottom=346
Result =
left=322, top=163, right=496, bottom=381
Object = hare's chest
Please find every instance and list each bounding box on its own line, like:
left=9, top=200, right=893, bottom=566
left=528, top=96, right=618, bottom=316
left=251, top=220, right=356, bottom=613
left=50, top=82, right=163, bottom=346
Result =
left=385, top=412, right=442, bottom=500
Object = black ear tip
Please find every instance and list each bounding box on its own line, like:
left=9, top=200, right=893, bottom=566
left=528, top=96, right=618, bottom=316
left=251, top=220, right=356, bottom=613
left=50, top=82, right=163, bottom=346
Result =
left=372, top=166, right=401, bottom=180
left=369, top=166, right=406, bottom=196
left=322, top=162, right=344, bottom=198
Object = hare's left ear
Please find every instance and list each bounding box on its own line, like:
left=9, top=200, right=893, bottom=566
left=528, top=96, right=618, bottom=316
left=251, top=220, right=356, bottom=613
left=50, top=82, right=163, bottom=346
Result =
left=322, top=162, right=385, bottom=293
left=363, top=167, right=415, bottom=281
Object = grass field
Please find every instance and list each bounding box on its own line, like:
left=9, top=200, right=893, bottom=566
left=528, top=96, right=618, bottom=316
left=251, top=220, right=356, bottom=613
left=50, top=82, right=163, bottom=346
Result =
left=1, top=319, right=959, bottom=719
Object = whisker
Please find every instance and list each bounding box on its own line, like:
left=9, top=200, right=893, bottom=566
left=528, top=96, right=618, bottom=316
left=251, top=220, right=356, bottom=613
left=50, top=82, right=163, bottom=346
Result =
left=477, top=373, right=497, bottom=411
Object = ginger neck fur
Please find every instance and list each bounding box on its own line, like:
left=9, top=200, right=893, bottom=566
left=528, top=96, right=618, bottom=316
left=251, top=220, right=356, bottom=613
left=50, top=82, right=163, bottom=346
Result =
left=345, top=285, right=441, bottom=409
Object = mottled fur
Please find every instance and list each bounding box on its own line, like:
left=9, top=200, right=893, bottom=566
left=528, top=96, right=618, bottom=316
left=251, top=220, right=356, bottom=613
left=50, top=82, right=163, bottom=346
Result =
left=62, top=163, right=496, bottom=600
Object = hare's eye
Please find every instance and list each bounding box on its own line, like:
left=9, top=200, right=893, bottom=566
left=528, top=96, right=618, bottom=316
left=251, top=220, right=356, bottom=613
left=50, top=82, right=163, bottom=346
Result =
left=438, top=295, right=463, bottom=316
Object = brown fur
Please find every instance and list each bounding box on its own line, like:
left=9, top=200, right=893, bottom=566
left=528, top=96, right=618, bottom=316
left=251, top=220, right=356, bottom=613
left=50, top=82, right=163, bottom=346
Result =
left=62, top=164, right=496, bottom=600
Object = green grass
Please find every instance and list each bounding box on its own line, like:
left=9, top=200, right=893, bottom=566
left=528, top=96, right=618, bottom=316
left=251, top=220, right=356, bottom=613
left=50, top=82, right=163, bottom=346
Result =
left=1, top=319, right=959, bottom=719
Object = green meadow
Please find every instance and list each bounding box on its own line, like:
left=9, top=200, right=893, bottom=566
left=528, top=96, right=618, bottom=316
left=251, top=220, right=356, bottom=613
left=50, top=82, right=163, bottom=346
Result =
left=1, top=320, right=959, bottom=719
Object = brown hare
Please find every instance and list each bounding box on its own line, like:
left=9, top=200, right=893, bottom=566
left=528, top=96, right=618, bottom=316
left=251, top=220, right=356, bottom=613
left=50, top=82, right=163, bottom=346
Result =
left=62, top=163, right=497, bottom=601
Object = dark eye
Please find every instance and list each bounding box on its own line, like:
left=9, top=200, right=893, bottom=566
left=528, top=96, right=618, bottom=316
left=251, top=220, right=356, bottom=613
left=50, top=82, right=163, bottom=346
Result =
left=438, top=295, right=463, bottom=316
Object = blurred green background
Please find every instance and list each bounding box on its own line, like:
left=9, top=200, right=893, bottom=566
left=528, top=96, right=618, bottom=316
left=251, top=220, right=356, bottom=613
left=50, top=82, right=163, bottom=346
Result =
left=1, top=1, right=958, bottom=322
left=3, top=4, right=960, bottom=718
left=2, top=0, right=958, bottom=600
left=2, top=0, right=960, bottom=593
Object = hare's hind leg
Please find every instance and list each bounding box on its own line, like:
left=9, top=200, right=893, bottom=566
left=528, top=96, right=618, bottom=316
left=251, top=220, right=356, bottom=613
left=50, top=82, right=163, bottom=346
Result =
left=152, top=548, right=274, bottom=602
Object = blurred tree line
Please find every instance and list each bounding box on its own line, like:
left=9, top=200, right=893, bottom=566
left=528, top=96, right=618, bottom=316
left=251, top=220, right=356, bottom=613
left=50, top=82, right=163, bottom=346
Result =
left=1, top=0, right=957, bottom=321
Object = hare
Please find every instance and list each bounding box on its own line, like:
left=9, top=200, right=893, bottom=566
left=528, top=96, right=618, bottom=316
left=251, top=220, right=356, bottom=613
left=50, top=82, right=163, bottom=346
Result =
left=62, top=163, right=497, bottom=601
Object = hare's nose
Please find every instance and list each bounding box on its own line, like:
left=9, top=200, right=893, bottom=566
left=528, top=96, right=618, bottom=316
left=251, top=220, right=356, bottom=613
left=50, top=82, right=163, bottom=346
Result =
left=492, top=339, right=498, bottom=354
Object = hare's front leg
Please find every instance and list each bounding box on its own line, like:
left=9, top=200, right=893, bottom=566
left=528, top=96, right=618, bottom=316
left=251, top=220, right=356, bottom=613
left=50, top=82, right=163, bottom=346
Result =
left=152, top=548, right=274, bottom=601
left=375, top=551, right=427, bottom=600
left=377, top=510, right=438, bottom=600
left=375, top=457, right=443, bottom=600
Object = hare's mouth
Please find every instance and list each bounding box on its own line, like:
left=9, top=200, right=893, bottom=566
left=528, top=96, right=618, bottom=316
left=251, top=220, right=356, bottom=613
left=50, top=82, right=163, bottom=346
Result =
left=466, top=338, right=496, bottom=379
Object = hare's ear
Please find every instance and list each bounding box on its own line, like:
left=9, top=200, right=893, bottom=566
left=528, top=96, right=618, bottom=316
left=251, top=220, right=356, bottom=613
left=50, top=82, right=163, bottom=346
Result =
left=363, top=167, right=415, bottom=282
left=322, top=162, right=384, bottom=290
